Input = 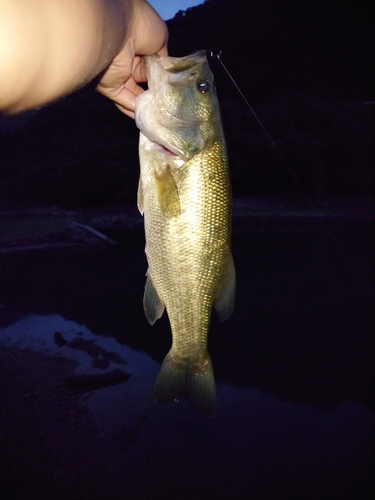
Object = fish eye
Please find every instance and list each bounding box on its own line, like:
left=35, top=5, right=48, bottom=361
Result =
left=197, top=79, right=210, bottom=94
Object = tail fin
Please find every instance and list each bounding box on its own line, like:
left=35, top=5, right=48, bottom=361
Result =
left=154, top=350, right=217, bottom=416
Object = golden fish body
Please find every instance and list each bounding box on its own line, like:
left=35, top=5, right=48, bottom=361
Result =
left=135, top=51, right=235, bottom=414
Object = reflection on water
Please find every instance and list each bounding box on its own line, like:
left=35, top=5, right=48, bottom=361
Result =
left=0, top=313, right=373, bottom=499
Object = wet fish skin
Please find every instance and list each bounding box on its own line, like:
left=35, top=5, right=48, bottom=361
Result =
left=135, top=51, right=235, bottom=414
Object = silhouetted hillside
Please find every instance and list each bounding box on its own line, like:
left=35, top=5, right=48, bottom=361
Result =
left=168, top=0, right=374, bottom=102
left=0, top=0, right=373, bottom=207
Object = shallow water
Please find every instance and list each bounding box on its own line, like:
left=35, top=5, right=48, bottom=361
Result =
left=0, top=203, right=373, bottom=499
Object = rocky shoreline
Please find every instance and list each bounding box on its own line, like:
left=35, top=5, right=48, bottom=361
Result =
left=0, top=344, right=123, bottom=500
left=0, top=198, right=372, bottom=253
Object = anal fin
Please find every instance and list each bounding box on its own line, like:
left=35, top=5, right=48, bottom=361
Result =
left=214, top=252, right=236, bottom=322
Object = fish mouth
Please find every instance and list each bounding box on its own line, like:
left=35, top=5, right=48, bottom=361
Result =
left=150, top=141, right=180, bottom=158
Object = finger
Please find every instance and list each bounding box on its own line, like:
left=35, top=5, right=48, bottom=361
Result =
left=107, top=80, right=143, bottom=117
left=132, top=58, right=147, bottom=83
left=157, top=41, right=169, bottom=57
left=132, top=39, right=169, bottom=83
left=114, top=103, right=135, bottom=119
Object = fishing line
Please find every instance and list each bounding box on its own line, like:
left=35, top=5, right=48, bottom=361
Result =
left=210, top=50, right=317, bottom=211
left=208, top=50, right=371, bottom=296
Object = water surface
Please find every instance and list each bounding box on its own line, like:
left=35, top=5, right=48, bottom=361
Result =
left=0, top=201, right=373, bottom=499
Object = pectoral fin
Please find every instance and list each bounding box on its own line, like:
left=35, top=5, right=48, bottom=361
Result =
left=143, top=270, right=165, bottom=325
left=154, top=165, right=181, bottom=217
left=137, top=176, right=144, bottom=215
left=214, top=252, right=236, bottom=322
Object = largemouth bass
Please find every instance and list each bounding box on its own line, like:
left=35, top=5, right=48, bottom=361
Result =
left=135, top=51, right=235, bottom=414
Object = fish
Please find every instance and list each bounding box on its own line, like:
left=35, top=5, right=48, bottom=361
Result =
left=135, top=50, right=235, bottom=415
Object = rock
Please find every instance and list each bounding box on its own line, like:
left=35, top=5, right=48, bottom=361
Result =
left=66, top=337, right=126, bottom=365
left=54, top=332, right=67, bottom=347
left=67, top=337, right=106, bottom=358
left=64, top=369, right=131, bottom=390
left=91, top=356, right=110, bottom=370
left=107, top=351, right=126, bottom=364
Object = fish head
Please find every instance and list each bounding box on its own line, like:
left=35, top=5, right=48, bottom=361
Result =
left=136, top=51, right=221, bottom=162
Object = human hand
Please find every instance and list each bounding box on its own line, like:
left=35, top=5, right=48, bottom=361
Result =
left=96, top=0, right=168, bottom=119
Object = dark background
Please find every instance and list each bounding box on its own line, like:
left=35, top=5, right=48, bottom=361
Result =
left=0, top=0, right=373, bottom=208
left=0, top=3, right=373, bottom=499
